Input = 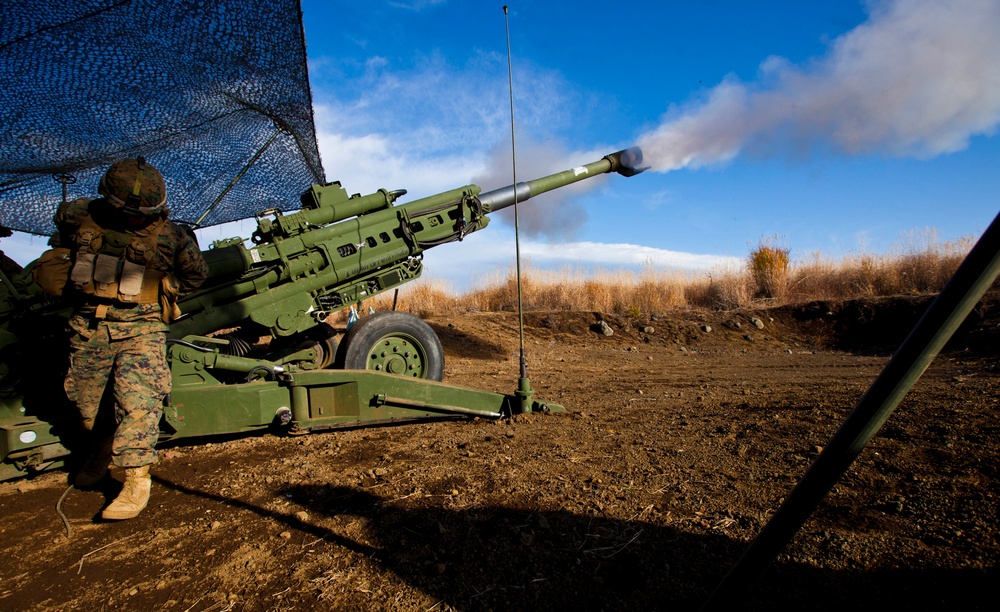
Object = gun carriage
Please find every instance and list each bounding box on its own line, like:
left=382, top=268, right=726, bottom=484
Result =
left=0, top=148, right=645, bottom=481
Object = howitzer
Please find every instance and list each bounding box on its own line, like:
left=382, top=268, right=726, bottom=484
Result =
left=0, top=148, right=646, bottom=481
left=173, top=147, right=645, bottom=344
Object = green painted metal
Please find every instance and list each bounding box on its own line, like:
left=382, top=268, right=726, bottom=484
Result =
left=0, top=149, right=643, bottom=481
left=357, top=332, right=429, bottom=377
left=163, top=335, right=562, bottom=440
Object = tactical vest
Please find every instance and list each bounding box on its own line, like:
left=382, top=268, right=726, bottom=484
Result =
left=68, top=213, right=166, bottom=304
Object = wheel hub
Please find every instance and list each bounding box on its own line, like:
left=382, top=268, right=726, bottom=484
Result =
left=369, top=337, right=423, bottom=377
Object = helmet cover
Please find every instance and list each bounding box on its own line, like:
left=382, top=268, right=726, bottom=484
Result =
left=98, top=156, right=166, bottom=215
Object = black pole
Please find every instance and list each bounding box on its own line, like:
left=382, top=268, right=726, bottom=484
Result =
left=193, top=126, right=283, bottom=229
left=704, top=210, right=1000, bottom=609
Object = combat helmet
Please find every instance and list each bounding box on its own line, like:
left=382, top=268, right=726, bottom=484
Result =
left=98, top=156, right=166, bottom=216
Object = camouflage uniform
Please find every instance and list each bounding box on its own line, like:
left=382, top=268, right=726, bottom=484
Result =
left=57, top=197, right=208, bottom=469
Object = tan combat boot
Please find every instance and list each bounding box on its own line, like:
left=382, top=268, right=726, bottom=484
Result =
left=102, top=465, right=151, bottom=521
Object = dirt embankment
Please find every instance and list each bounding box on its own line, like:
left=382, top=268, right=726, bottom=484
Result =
left=1, top=293, right=997, bottom=611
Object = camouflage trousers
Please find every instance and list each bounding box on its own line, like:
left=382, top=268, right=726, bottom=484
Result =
left=64, top=316, right=170, bottom=469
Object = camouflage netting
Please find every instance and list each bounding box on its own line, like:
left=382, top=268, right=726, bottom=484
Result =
left=0, top=0, right=325, bottom=237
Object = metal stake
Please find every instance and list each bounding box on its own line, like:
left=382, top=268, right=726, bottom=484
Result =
left=503, top=5, right=533, bottom=414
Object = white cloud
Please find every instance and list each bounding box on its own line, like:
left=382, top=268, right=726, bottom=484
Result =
left=313, top=114, right=483, bottom=197
left=309, top=49, right=586, bottom=203
left=420, top=229, right=741, bottom=290
left=387, top=0, right=447, bottom=11
left=521, top=240, right=742, bottom=270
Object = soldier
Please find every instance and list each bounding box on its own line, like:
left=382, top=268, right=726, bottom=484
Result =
left=55, top=157, right=208, bottom=521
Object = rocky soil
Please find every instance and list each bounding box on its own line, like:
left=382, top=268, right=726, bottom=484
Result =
left=1, top=293, right=997, bottom=611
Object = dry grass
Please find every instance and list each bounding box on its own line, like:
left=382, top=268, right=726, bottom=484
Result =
left=786, top=230, right=973, bottom=303
left=333, top=230, right=974, bottom=320
left=748, top=236, right=790, bottom=300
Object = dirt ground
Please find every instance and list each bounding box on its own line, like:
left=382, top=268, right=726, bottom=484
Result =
left=1, top=293, right=997, bottom=611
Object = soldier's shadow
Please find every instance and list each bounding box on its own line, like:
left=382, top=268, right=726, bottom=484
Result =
left=153, top=475, right=996, bottom=611
left=279, top=483, right=734, bottom=610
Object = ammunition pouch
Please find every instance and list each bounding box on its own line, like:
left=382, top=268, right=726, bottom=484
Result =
left=69, top=214, right=166, bottom=305
left=32, top=247, right=73, bottom=296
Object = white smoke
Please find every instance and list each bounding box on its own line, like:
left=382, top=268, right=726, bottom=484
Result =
left=638, top=0, right=1000, bottom=171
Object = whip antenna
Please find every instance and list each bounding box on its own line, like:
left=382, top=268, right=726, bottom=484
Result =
left=503, top=5, right=534, bottom=413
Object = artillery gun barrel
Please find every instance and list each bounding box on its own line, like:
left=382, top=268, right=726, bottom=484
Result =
left=172, top=147, right=645, bottom=340
left=477, top=147, right=645, bottom=213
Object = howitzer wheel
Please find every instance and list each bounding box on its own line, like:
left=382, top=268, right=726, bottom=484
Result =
left=335, top=312, right=444, bottom=381
left=266, top=324, right=340, bottom=370
left=301, top=323, right=341, bottom=369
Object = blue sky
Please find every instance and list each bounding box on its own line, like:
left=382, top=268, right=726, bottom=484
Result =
left=7, top=0, right=999, bottom=291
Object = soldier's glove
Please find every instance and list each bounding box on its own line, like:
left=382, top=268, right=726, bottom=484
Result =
left=160, top=274, right=181, bottom=324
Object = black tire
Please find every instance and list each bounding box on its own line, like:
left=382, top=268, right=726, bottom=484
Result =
left=304, top=323, right=341, bottom=369
left=265, top=324, right=340, bottom=369
left=334, top=312, right=444, bottom=381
